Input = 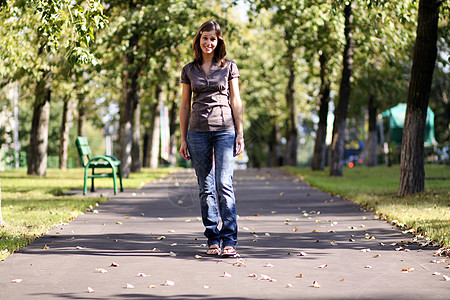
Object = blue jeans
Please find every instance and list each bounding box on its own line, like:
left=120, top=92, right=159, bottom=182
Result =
left=187, top=130, right=238, bottom=248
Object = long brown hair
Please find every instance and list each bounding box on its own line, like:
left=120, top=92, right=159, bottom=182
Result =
left=193, top=20, right=227, bottom=67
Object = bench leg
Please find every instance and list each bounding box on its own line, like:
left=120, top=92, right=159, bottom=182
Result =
left=83, top=167, right=89, bottom=196
left=118, top=166, right=124, bottom=192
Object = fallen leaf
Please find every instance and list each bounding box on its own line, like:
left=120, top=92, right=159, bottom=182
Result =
left=247, top=273, right=257, bottom=277
left=280, top=192, right=285, bottom=196
left=169, top=251, right=177, bottom=257
left=297, top=274, right=304, bottom=278
left=402, top=268, right=415, bottom=273
left=286, top=283, right=293, bottom=288
left=156, top=236, right=166, bottom=240
left=373, top=254, right=381, bottom=258
left=149, top=248, right=158, bottom=252
left=271, top=211, right=277, bottom=214
left=75, top=246, right=84, bottom=249
left=116, top=221, right=123, bottom=225
left=185, top=219, right=191, bottom=222
left=270, top=278, right=278, bottom=282
left=137, top=273, right=148, bottom=277
left=203, top=285, right=211, bottom=289
left=330, top=241, right=338, bottom=246
left=96, top=268, right=108, bottom=273
left=265, top=262, right=274, bottom=267
left=432, top=272, right=442, bottom=276
left=223, top=272, right=232, bottom=278
left=148, top=285, right=157, bottom=288
left=168, top=230, right=176, bottom=233
left=259, top=274, right=271, bottom=280
left=253, top=214, right=260, bottom=216
left=87, top=287, right=95, bottom=293
left=195, top=255, right=202, bottom=259
left=364, top=265, right=372, bottom=269
left=361, top=249, right=371, bottom=252
left=443, top=275, right=450, bottom=281
left=349, top=239, right=355, bottom=242
left=126, top=283, right=135, bottom=289
left=171, top=243, right=177, bottom=246
left=317, top=264, right=328, bottom=269
left=299, top=252, right=308, bottom=256
left=293, top=227, right=299, bottom=232
left=339, top=279, right=345, bottom=282
left=265, top=232, right=271, bottom=236
left=11, top=279, right=22, bottom=283
left=158, top=217, right=164, bottom=221
left=111, top=262, right=119, bottom=267
left=164, top=280, right=175, bottom=286
left=312, top=230, right=319, bottom=233
left=242, top=226, right=250, bottom=230
left=313, top=281, right=321, bottom=288
left=42, top=245, right=49, bottom=250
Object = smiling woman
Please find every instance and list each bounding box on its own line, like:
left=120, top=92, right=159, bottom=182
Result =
left=179, top=20, right=244, bottom=257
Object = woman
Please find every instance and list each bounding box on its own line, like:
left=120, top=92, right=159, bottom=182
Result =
left=179, top=20, right=244, bottom=257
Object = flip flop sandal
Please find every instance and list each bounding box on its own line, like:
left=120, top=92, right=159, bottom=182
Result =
left=206, top=245, right=221, bottom=255
left=222, top=246, right=237, bottom=257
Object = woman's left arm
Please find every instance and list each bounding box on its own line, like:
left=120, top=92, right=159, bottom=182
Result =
left=229, top=77, right=244, bottom=156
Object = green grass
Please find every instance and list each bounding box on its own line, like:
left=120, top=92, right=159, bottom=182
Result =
left=284, top=165, right=450, bottom=246
left=0, top=167, right=176, bottom=260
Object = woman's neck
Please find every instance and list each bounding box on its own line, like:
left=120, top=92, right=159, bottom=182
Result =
left=202, top=53, right=214, bottom=65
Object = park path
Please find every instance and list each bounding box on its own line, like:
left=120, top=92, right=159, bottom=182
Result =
left=0, top=168, right=448, bottom=299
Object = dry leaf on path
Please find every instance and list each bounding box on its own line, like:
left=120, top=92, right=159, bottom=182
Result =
left=11, top=279, right=22, bottom=283
left=364, top=265, right=373, bottom=269
left=169, top=251, right=177, bottom=257
left=223, top=272, right=232, bottom=278
left=164, top=280, right=175, bottom=286
left=247, top=273, right=257, bottom=277
left=265, top=263, right=274, bottom=267
left=299, top=252, right=308, bottom=256
left=313, top=281, right=321, bottom=288
left=110, top=262, right=119, bottom=267
left=137, top=273, right=148, bottom=277
left=317, top=264, right=328, bottom=269
left=87, top=287, right=95, bottom=293
left=96, top=268, right=108, bottom=273
left=126, top=283, right=135, bottom=289
left=286, top=283, right=293, bottom=288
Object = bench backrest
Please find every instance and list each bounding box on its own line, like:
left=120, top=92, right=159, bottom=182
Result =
left=75, top=136, right=91, bottom=167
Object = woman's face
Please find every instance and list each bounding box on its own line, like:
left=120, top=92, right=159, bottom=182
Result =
left=200, top=30, right=218, bottom=56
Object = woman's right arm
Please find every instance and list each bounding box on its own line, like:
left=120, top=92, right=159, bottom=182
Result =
left=179, top=83, right=192, bottom=160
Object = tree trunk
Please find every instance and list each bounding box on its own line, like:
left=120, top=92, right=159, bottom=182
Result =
left=268, top=122, right=281, bottom=167
left=150, top=87, right=163, bottom=169
left=329, top=2, right=354, bottom=176
left=119, top=29, right=140, bottom=178
left=168, top=84, right=179, bottom=167
left=365, top=94, right=378, bottom=167
left=284, top=36, right=298, bottom=166
left=131, top=98, right=141, bottom=172
left=77, top=92, right=86, bottom=137
left=28, top=71, right=51, bottom=176
left=59, top=96, right=72, bottom=170
left=311, top=52, right=331, bottom=171
left=398, top=0, right=440, bottom=196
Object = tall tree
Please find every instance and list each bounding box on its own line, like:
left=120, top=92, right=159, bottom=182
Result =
left=398, top=0, right=442, bottom=196
left=329, top=1, right=354, bottom=176
left=311, top=52, right=331, bottom=170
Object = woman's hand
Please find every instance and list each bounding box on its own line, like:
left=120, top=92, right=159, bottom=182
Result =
left=235, top=135, right=245, bottom=156
left=180, top=141, right=190, bottom=161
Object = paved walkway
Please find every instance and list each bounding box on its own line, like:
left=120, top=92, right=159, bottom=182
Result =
left=0, top=168, right=448, bottom=299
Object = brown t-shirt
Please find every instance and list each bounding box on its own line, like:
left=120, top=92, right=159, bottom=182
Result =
left=181, top=58, right=240, bottom=132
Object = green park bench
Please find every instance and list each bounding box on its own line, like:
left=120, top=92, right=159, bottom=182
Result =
left=75, top=137, right=123, bottom=195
